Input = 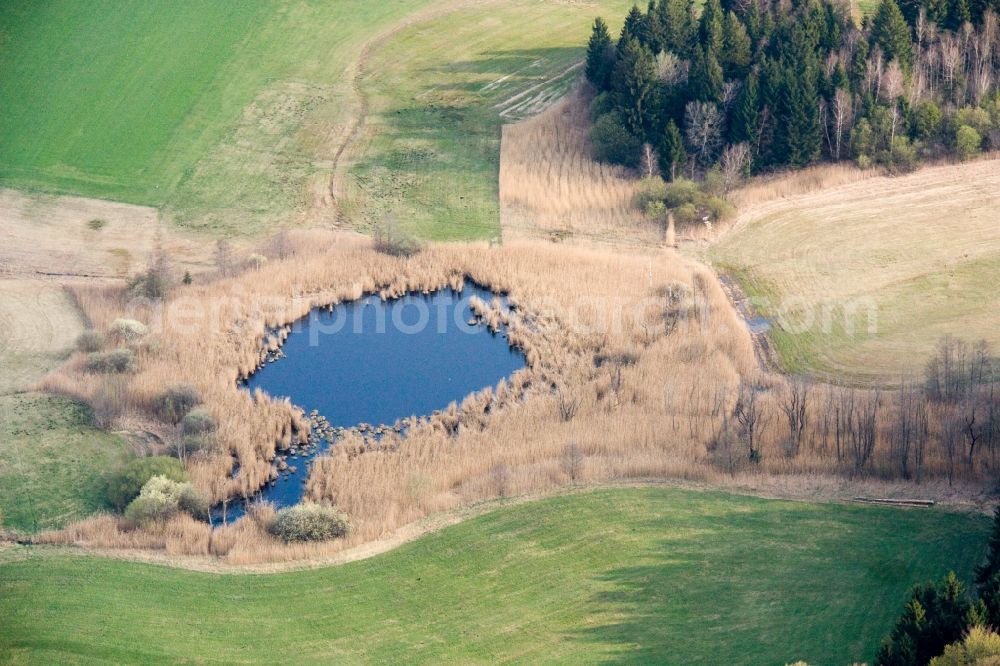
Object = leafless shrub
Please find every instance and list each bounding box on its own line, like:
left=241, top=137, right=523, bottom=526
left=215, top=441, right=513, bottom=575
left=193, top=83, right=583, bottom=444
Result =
left=561, top=443, right=585, bottom=482
left=557, top=389, right=579, bottom=422
left=490, top=463, right=511, bottom=499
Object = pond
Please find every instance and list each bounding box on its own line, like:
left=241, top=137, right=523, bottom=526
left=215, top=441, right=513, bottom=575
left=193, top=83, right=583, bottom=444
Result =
left=220, top=281, right=526, bottom=521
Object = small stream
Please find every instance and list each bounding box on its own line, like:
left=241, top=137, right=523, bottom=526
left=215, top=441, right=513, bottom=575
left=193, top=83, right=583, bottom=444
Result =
left=218, top=281, right=526, bottom=521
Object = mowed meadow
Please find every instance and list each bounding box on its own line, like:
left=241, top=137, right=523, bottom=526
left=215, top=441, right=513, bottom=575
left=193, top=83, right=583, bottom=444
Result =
left=342, top=0, right=635, bottom=240
left=710, top=158, right=1000, bottom=383
left=1, top=488, right=990, bottom=664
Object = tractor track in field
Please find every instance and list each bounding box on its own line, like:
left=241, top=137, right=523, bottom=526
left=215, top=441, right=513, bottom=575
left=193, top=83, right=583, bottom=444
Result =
left=326, top=0, right=492, bottom=223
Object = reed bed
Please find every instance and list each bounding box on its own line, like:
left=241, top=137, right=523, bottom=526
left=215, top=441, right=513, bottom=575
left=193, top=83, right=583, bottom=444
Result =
left=499, top=86, right=660, bottom=244
left=38, top=231, right=993, bottom=563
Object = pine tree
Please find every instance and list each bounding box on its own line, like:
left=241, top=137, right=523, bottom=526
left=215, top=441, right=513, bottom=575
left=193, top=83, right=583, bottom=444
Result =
left=699, top=0, right=725, bottom=54
left=586, top=18, right=615, bottom=90
left=870, top=0, right=914, bottom=70
left=612, top=38, right=658, bottom=137
left=658, top=120, right=687, bottom=179
left=721, top=11, right=753, bottom=79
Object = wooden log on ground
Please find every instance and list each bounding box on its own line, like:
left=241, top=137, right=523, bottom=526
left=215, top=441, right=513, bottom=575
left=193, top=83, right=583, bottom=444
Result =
left=852, top=497, right=936, bottom=507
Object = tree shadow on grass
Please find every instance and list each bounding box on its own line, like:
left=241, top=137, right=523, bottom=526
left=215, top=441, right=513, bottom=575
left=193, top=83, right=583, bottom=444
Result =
left=566, top=498, right=972, bottom=665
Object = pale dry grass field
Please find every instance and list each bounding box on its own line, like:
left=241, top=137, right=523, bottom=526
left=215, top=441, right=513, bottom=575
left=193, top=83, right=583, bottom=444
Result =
left=709, top=158, right=1000, bottom=383
left=0, top=280, right=84, bottom=394
left=500, top=86, right=659, bottom=244
left=0, top=188, right=181, bottom=279
left=0, top=188, right=217, bottom=393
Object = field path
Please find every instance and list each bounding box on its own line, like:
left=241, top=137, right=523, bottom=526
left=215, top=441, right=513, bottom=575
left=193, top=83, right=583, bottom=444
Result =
left=326, top=0, right=490, bottom=221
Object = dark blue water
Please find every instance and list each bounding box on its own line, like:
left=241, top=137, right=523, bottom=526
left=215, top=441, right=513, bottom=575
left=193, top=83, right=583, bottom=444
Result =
left=219, top=282, right=525, bottom=521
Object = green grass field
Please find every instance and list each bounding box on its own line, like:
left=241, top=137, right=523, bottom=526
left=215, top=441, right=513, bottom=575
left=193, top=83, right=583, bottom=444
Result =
left=0, top=0, right=629, bottom=240
left=0, top=394, right=130, bottom=532
left=345, top=0, right=632, bottom=240
left=0, top=0, right=436, bottom=235
left=0, top=488, right=988, bottom=664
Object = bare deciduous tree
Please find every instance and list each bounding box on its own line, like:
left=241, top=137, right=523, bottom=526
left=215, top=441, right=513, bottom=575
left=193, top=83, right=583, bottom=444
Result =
left=849, top=389, right=880, bottom=475
left=734, top=380, right=768, bottom=464
left=684, top=101, right=723, bottom=169
left=780, top=377, right=810, bottom=458
left=719, top=142, right=751, bottom=191
left=215, top=239, right=234, bottom=278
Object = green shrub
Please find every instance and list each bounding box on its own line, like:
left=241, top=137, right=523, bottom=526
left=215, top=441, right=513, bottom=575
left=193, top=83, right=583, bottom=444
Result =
left=181, top=409, right=217, bottom=437
left=152, top=385, right=200, bottom=425
left=590, top=112, right=640, bottom=167
left=108, top=318, right=148, bottom=343
left=912, top=101, right=943, bottom=140
left=663, top=179, right=700, bottom=208
left=105, top=456, right=188, bottom=511
left=75, top=330, right=104, bottom=353
left=129, top=269, right=170, bottom=300
left=956, top=125, right=983, bottom=161
left=124, top=475, right=187, bottom=525
left=86, top=218, right=107, bottom=231
left=589, top=91, right=615, bottom=121
left=84, top=348, right=136, bottom=374
left=955, top=106, right=993, bottom=138
left=634, top=176, right=668, bottom=213
left=372, top=217, right=422, bottom=258
left=178, top=484, right=210, bottom=521
left=266, top=503, right=350, bottom=543
left=705, top=196, right=735, bottom=222
left=674, top=203, right=699, bottom=225
left=878, top=136, right=919, bottom=174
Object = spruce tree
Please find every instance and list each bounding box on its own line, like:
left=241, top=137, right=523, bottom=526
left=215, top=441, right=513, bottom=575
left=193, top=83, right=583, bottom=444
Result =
left=731, top=72, right=760, bottom=146
left=658, top=120, right=688, bottom=179
left=699, top=0, right=725, bottom=54
left=620, top=5, right=649, bottom=50
left=721, top=11, right=753, bottom=79
left=870, top=0, right=914, bottom=70
left=688, top=46, right=724, bottom=103
left=586, top=18, right=615, bottom=90
left=774, top=65, right=821, bottom=166
left=612, top=39, right=658, bottom=137
left=660, top=0, right=694, bottom=54
left=975, top=506, right=1000, bottom=626
left=944, top=0, right=971, bottom=30
left=646, top=0, right=664, bottom=53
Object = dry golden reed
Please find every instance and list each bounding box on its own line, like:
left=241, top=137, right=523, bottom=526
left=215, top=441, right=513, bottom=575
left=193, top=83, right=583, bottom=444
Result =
left=500, top=86, right=660, bottom=245
left=38, top=227, right=995, bottom=564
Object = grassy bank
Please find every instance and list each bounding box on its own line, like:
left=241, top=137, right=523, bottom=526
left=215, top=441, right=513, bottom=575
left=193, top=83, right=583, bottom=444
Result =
left=0, top=487, right=988, bottom=663
left=0, top=393, right=130, bottom=532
